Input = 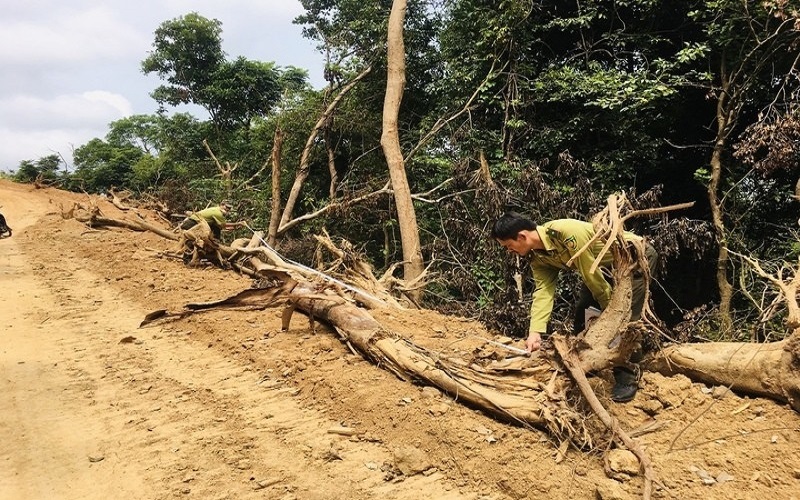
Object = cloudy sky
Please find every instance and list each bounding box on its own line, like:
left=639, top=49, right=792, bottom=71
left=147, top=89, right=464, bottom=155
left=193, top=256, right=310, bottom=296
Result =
left=0, top=0, right=325, bottom=172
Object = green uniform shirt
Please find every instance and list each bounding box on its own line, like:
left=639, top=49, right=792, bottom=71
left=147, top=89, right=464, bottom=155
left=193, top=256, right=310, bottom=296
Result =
left=190, top=206, right=226, bottom=228
left=528, top=219, right=640, bottom=335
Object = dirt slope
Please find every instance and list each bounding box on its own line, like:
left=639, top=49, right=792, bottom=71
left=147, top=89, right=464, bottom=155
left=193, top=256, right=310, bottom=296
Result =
left=1, top=179, right=799, bottom=500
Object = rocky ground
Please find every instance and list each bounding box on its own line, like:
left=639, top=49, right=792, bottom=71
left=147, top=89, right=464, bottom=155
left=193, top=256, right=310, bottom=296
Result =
left=1, top=178, right=799, bottom=500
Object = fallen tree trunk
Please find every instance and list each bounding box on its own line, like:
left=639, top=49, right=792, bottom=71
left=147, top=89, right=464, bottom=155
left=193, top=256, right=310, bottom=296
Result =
left=648, top=333, right=800, bottom=412
left=648, top=247, right=800, bottom=413
left=142, top=280, right=595, bottom=445
left=69, top=202, right=179, bottom=241
left=289, top=279, right=593, bottom=442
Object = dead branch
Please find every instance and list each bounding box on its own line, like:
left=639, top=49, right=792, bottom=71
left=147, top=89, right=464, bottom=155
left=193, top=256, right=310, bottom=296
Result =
left=231, top=232, right=394, bottom=310
left=562, top=194, right=695, bottom=373
left=203, top=138, right=238, bottom=197
left=107, top=188, right=133, bottom=211
left=469, top=150, right=496, bottom=189
left=313, top=230, right=409, bottom=309
left=566, top=197, right=695, bottom=272
left=278, top=182, right=391, bottom=235
left=649, top=247, right=800, bottom=411
left=405, top=59, right=505, bottom=163
left=238, top=156, right=270, bottom=192
left=66, top=202, right=179, bottom=241
left=731, top=250, right=800, bottom=328
left=279, top=65, right=372, bottom=229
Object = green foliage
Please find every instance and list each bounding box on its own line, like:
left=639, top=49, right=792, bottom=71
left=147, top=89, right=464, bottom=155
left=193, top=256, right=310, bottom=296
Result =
left=141, top=13, right=225, bottom=108
left=533, top=65, right=675, bottom=112
left=10, top=1, right=799, bottom=340
left=469, top=263, right=502, bottom=309
left=202, top=58, right=284, bottom=128
left=71, top=138, right=143, bottom=192
left=296, top=0, right=392, bottom=62
left=143, top=12, right=305, bottom=132
left=13, top=154, right=62, bottom=183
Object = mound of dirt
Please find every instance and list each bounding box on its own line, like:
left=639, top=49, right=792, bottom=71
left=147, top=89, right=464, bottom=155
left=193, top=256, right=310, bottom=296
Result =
left=2, top=179, right=799, bottom=500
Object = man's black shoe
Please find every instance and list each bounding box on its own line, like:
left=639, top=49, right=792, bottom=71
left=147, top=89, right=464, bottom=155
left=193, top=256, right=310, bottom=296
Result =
left=611, top=382, right=638, bottom=402
left=611, top=366, right=639, bottom=403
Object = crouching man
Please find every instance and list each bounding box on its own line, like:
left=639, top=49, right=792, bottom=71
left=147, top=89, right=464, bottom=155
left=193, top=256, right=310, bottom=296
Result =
left=491, top=212, right=658, bottom=402
left=178, top=201, right=244, bottom=240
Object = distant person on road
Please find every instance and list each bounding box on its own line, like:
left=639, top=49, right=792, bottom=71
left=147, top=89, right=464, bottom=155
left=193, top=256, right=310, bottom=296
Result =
left=490, top=211, right=658, bottom=403
left=0, top=211, right=11, bottom=238
left=178, top=201, right=244, bottom=240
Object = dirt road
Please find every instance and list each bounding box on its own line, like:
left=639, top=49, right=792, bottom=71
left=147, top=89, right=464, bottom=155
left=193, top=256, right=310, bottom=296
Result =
left=2, top=179, right=800, bottom=500
left=0, top=182, right=475, bottom=499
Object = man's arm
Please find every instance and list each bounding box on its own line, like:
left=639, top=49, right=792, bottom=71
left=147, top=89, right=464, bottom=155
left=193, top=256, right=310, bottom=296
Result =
left=527, top=262, right=559, bottom=351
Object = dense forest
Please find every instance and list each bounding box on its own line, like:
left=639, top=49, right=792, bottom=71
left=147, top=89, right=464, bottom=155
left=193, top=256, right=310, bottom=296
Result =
left=7, top=0, right=800, bottom=344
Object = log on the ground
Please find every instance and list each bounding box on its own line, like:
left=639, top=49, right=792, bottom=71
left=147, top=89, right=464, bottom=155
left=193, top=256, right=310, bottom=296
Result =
left=292, top=279, right=588, bottom=441
left=141, top=280, right=597, bottom=446
left=648, top=334, right=800, bottom=412
left=71, top=204, right=179, bottom=241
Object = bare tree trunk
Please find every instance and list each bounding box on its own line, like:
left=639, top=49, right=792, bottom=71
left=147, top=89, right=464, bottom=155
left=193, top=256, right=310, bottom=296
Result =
left=325, top=127, right=338, bottom=199
left=279, top=67, right=371, bottom=232
left=268, top=128, right=284, bottom=247
left=381, top=0, right=424, bottom=302
left=709, top=135, right=734, bottom=331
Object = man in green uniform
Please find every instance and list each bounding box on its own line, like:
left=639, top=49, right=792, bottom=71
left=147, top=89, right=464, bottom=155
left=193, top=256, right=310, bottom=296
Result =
left=179, top=201, right=243, bottom=240
left=490, top=211, right=658, bottom=402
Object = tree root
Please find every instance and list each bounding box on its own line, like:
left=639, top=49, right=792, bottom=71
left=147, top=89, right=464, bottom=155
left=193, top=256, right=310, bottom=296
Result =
left=554, top=336, right=661, bottom=500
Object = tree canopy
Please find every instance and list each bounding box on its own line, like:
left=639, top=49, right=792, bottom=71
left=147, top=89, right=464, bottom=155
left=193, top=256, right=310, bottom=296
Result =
left=10, top=2, right=800, bottom=341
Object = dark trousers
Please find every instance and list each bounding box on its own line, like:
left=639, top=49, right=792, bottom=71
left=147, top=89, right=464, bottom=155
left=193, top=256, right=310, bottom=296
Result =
left=572, top=241, right=658, bottom=333
left=572, top=242, right=658, bottom=372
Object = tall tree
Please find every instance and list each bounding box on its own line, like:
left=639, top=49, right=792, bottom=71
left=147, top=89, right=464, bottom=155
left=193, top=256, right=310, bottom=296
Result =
left=141, top=13, right=225, bottom=113
left=690, top=1, right=800, bottom=329
left=382, top=0, right=424, bottom=300
left=141, top=13, right=292, bottom=131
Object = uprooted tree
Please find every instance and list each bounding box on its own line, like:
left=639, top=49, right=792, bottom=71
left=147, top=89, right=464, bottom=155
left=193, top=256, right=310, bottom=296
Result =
left=66, top=192, right=800, bottom=500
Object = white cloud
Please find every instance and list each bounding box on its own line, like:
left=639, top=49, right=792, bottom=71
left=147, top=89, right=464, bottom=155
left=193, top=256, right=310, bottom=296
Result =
left=162, top=0, right=304, bottom=21
left=0, top=127, right=106, bottom=171
left=1, top=92, right=132, bottom=131
left=0, top=1, right=324, bottom=172
left=0, top=91, right=133, bottom=170
left=0, top=6, right=148, bottom=66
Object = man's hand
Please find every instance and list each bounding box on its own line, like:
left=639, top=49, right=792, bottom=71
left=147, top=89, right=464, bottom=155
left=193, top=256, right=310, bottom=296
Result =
left=525, top=332, right=542, bottom=352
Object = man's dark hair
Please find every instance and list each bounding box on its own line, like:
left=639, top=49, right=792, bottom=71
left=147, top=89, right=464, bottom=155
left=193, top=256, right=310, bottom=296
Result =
left=491, top=211, right=536, bottom=240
